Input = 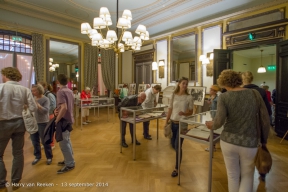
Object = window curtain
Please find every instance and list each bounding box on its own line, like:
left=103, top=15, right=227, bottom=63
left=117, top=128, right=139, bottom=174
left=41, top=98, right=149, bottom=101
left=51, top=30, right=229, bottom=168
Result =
left=100, top=49, right=115, bottom=96
left=0, top=52, right=13, bottom=83
left=32, top=33, right=45, bottom=82
left=84, top=43, right=98, bottom=95
left=17, top=54, right=33, bottom=88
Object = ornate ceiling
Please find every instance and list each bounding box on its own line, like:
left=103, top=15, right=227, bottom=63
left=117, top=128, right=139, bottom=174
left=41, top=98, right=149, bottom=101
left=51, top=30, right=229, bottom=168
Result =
left=1, top=0, right=287, bottom=39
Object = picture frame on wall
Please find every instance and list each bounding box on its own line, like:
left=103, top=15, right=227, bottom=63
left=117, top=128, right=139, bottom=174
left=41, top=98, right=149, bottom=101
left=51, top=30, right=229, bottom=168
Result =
left=188, top=86, right=206, bottom=106
left=128, top=83, right=136, bottom=95
left=138, top=84, right=147, bottom=93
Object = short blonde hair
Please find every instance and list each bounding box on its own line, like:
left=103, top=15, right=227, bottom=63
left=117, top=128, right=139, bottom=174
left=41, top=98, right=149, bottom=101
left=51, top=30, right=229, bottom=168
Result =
left=32, top=84, right=45, bottom=95
left=85, top=87, right=90, bottom=91
left=242, top=71, right=253, bottom=84
left=217, top=69, right=242, bottom=88
left=1, top=67, right=22, bottom=82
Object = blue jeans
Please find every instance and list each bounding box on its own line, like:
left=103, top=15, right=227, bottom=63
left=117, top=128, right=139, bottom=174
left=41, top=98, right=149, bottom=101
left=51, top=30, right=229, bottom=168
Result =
left=59, top=130, right=75, bottom=167
left=171, top=122, right=184, bottom=169
left=30, top=123, right=52, bottom=159
left=0, top=118, right=25, bottom=184
left=143, top=121, right=150, bottom=137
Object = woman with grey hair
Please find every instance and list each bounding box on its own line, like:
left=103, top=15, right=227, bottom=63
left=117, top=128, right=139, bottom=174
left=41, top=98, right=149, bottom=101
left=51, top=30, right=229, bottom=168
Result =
left=30, top=84, right=53, bottom=165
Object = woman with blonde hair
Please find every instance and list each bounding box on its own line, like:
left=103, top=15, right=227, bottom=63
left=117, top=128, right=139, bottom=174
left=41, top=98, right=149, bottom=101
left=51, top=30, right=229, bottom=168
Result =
left=206, top=69, right=270, bottom=192
left=165, top=77, right=193, bottom=177
left=30, top=84, right=52, bottom=165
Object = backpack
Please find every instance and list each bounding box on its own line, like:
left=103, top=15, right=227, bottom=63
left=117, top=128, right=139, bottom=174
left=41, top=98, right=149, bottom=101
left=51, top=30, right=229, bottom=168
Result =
left=44, top=91, right=57, bottom=100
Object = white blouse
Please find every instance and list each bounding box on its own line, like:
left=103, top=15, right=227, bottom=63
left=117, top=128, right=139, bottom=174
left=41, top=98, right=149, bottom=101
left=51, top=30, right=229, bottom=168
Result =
left=169, top=94, right=193, bottom=121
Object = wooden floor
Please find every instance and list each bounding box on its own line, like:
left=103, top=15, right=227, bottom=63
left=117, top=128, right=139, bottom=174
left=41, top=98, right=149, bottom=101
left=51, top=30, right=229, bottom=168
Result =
left=1, top=108, right=288, bottom=192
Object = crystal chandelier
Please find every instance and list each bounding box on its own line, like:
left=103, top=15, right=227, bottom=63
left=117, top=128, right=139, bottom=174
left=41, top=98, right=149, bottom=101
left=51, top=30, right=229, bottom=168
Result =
left=80, top=1, right=149, bottom=53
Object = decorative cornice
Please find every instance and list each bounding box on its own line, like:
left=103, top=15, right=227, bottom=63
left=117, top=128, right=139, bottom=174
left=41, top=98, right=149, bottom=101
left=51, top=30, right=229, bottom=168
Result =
left=0, top=20, right=89, bottom=43
left=133, top=0, right=190, bottom=23
left=1, top=4, right=79, bottom=29
left=68, top=0, right=167, bottom=15
left=6, top=0, right=87, bottom=22
left=151, top=0, right=288, bottom=40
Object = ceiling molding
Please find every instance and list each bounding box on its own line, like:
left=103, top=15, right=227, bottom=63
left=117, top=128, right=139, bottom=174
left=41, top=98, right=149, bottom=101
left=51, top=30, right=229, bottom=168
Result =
left=7, top=0, right=86, bottom=23
left=145, top=0, right=222, bottom=28
left=67, top=0, right=167, bottom=15
left=133, top=0, right=191, bottom=23
left=151, top=0, right=288, bottom=39
left=0, top=20, right=89, bottom=43
left=1, top=4, right=79, bottom=29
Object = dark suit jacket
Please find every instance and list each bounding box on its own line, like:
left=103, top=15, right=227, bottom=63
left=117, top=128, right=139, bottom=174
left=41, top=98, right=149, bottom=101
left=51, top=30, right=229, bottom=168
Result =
left=243, top=84, right=272, bottom=116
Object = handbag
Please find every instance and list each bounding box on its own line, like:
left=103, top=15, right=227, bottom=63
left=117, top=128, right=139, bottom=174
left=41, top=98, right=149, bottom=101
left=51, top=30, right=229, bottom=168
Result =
left=163, top=93, right=175, bottom=138
left=22, top=108, right=38, bottom=134
left=164, top=121, right=172, bottom=138
left=252, top=90, right=272, bottom=174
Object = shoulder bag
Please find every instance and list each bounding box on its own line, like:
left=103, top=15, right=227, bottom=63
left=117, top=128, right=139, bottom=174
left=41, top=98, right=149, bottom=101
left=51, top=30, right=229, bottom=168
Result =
left=164, top=93, right=175, bottom=138
left=252, top=90, right=272, bottom=174
left=22, top=108, right=38, bottom=134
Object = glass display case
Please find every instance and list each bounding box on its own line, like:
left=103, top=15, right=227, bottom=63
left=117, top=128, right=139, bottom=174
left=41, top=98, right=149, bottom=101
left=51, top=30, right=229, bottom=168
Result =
left=120, top=104, right=168, bottom=160
left=178, top=110, right=222, bottom=192
left=76, top=97, right=115, bottom=129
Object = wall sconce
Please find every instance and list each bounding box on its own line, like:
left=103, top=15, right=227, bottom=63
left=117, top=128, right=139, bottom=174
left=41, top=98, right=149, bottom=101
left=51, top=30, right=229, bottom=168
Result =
left=151, top=60, right=165, bottom=78
left=152, top=62, right=158, bottom=70
left=200, top=52, right=214, bottom=76
left=158, top=59, right=165, bottom=78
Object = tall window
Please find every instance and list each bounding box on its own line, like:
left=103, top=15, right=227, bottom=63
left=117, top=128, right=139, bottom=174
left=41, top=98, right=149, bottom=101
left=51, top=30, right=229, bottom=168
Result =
left=0, top=30, right=34, bottom=87
left=97, top=52, right=107, bottom=96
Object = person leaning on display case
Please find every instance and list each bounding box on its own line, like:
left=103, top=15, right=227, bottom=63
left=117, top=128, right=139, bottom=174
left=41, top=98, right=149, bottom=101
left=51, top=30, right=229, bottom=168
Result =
left=165, top=77, right=194, bottom=178
left=141, top=85, right=162, bottom=140
left=117, top=92, right=146, bottom=148
left=206, top=70, right=270, bottom=192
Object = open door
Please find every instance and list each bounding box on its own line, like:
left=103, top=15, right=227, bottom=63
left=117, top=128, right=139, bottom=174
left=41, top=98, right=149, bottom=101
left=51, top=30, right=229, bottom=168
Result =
left=275, top=40, right=288, bottom=139
left=213, top=49, right=232, bottom=84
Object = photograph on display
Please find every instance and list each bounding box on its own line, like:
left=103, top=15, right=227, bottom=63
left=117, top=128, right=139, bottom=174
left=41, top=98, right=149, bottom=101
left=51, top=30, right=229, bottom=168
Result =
left=128, top=83, right=136, bottom=95
left=138, top=84, right=147, bottom=93
left=118, top=84, right=124, bottom=89
left=188, top=86, right=206, bottom=106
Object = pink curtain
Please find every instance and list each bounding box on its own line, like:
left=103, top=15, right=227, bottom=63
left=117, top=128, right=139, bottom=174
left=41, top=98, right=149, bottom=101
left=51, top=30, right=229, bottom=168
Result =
left=0, top=52, right=13, bottom=83
left=17, top=54, right=33, bottom=88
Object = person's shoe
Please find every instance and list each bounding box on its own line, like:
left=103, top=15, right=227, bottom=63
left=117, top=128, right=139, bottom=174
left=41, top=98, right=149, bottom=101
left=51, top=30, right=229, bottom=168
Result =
left=122, top=142, right=128, bottom=148
left=171, top=170, right=178, bottom=177
left=41, top=145, right=44, bottom=149
left=57, top=161, right=65, bottom=166
left=32, top=159, right=40, bottom=165
left=0, top=181, right=7, bottom=189
left=51, top=146, right=55, bottom=150
left=144, top=136, right=152, bottom=140
left=82, top=122, right=88, bottom=125
left=46, top=159, right=52, bottom=165
left=132, top=140, right=141, bottom=145
left=57, top=166, right=75, bottom=174
left=86, top=120, right=92, bottom=123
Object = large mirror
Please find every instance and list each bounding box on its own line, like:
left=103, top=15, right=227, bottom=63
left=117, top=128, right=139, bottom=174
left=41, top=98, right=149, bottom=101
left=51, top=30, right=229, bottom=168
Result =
left=48, top=39, right=80, bottom=89
left=171, top=33, right=197, bottom=82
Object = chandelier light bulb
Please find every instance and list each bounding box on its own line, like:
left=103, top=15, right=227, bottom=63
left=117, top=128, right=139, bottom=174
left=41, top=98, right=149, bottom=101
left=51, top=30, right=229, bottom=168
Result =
left=93, top=17, right=106, bottom=29
left=81, top=23, right=92, bottom=34
left=99, top=7, right=111, bottom=19
left=122, top=9, right=132, bottom=20
left=135, top=25, right=146, bottom=35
